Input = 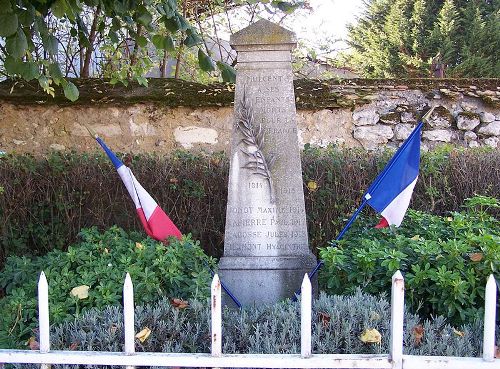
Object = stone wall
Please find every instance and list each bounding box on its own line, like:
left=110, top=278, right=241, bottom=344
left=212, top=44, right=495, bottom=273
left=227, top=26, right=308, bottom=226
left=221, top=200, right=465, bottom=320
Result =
left=0, top=78, right=498, bottom=154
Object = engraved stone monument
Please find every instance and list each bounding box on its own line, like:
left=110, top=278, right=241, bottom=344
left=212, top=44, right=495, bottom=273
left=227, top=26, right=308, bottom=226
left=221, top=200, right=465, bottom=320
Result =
left=219, top=20, right=317, bottom=306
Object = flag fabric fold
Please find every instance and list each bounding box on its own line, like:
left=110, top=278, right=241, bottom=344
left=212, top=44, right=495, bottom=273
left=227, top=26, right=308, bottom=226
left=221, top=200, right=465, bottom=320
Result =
left=96, top=137, right=182, bottom=241
left=364, top=122, right=422, bottom=227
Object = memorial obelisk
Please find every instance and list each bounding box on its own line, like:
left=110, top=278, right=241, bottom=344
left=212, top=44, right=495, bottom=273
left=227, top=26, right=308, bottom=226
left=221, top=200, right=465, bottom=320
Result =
left=219, top=20, right=317, bottom=306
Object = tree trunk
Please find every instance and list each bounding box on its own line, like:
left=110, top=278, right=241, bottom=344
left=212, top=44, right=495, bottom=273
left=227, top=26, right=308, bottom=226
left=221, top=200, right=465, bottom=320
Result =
left=81, top=5, right=101, bottom=78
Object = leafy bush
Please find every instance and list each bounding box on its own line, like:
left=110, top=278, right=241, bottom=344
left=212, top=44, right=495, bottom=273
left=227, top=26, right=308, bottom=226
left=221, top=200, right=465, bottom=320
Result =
left=11, top=290, right=500, bottom=367
left=0, top=226, right=216, bottom=348
left=319, top=196, right=500, bottom=325
left=1, top=146, right=499, bottom=266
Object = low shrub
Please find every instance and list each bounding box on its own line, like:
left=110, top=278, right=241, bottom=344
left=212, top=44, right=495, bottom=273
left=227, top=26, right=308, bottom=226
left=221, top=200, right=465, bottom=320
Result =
left=0, top=226, right=216, bottom=348
left=319, top=196, right=500, bottom=325
left=12, top=290, right=500, bottom=368
left=1, top=146, right=498, bottom=265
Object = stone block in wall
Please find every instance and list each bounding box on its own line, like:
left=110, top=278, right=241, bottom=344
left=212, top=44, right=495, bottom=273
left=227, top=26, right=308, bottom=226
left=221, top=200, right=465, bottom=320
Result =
left=480, top=112, right=495, bottom=123
left=484, top=136, right=499, bottom=148
left=456, top=112, right=480, bottom=131
left=352, top=107, right=379, bottom=126
left=394, top=124, right=416, bottom=140
left=173, top=126, right=219, bottom=149
left=477, top=121, right=500, bottom=136
left=422, top=129, right=454, bottom=142
left=353, top=125, right=393, bottom=150
left=379, top=111, right=400, bottom=125
left=427, top=106, right=454, bottom=129
left=464, top=131, right=477, bottom=142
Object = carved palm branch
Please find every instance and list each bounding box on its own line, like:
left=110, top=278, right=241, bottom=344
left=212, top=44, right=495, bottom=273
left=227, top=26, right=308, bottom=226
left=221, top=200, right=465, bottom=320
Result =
left=235, top=89, right=277, bottom=203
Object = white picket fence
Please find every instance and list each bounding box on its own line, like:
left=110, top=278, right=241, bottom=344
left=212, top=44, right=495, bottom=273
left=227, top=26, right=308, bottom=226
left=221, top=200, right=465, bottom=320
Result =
left=0, top=271, right=498, bottom=368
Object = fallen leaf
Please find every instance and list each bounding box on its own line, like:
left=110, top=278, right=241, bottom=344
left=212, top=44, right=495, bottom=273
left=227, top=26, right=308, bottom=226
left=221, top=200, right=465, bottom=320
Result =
left=307, top=180, right=318, bottom=192
left=446, top=217, right=453, bottom=222
left=69, top=342, right=78, bottom=350
left=410, top=235, right=420, bottom=241
left=412, top=324, right=424, bottom=346
left=169, top=178, right=178, bottom=184
left=469, top=253, right=483, bottom=262
left=369, top=311, right=381, bottom=321
left=109, top=324, right=119, bottom=335
left=360, top=328, right=381, bottom=344
left=135, top=327, right=151, bottom=343
left=453, top=328, right=465, bottom=337
left=70, top=285, right=90, bottom=299
left=104, top=248, right=109, bottom=254
left=171, top=298, right=189, bottom=309
left=318, top=311, right=330, bottom=327
left=135, top=242, right=144, bottom=250
left=27, top=336, right=39, bottom=350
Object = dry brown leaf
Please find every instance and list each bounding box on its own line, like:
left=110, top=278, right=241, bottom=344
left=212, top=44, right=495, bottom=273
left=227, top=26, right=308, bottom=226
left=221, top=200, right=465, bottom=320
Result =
left=318, top=311, right=331, bottom=327
left=412, top=324, right=424, bottom=346
left=469, top=253, right=483, bottom=262
left=135, top=327, right=151, bottom=343
left=70, top=285, right=90, bottom=299
left=69, top=342, right=79, bottom=350
left=135, top=242, right=144, bottom=250
left=360, top=328, right=381, bottom=344
left=169, top=178, right=179, bottom=184
left=27, top=336, right=39, bottom=350
left=453, top=328, right=465, bottom=337
left=171, top=298, right=189, bottom=309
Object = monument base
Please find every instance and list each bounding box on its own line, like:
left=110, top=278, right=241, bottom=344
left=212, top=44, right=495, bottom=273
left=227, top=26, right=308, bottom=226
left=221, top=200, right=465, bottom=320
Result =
left=219, top=255, right=317, bottom=307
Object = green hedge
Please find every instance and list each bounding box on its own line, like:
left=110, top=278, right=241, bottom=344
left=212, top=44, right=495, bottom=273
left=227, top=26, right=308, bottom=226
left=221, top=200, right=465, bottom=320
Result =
left=1, top=146, right=499, bottom=266
left=0, top=226, right=216, bottom=348
left=320, top=196, right=500, bottom=325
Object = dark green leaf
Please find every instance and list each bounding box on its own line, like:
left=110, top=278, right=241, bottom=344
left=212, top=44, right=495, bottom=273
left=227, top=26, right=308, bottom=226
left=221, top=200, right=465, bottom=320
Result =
left=136, top=76, right=148, bottom=87
left=152, top=34, right=174, bottom=51
left=111, top=17, right=121, bottom=31
left=136, top=6, right=152, bottom=26
left=6, top=29, right=28, bottom=58
left=0, top=0, right=13, bottom=13
left=164, top=16, right=180, bottom=33
left=177, top=15, right=189, bottom=31
left=4, top=56, right=21, bottom=75
left=183, top=29, right=202, bottom=47
left=19, top=62, right=40, bottom=81
left=136, top=35, right=148, bottom=48
left=109, top=30, right=119, bottom=44
left=70, top=27, right=77, bottom=37
left=198, top=49, right=215, bottom=72
left=42, top=34, right=59, bottom=57
left=51, top=0, right=68, bottom=18
left=48, top=63, right=64, bottom=81
left=164, top=34, right=174, bottom=51
left=113, top=0, right=127, bottom=15
left=63, top=81, right=79, bottom=101
left=18, top=10, right=33, bottom=26
left=0, top=13, right=18, bottom=37
left=217, top=61, right=236, bottom=83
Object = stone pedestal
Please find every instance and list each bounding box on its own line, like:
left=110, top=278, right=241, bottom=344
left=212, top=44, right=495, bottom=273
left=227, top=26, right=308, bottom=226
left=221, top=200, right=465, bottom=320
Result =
left=219, top=20, right=317, bottom=306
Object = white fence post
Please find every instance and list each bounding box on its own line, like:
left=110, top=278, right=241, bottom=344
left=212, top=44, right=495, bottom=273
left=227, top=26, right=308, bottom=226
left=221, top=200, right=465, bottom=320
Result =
left=123, top=273, right=135, bottom=369
left=301, top=274, right=312, bottom=358
left=482, top=274, right=497, bottom=362
left=38, top=272, right=50, bottom=369
left=390, top=270, right=404, bottom=369
left=211, top=274, right=222, bottom=358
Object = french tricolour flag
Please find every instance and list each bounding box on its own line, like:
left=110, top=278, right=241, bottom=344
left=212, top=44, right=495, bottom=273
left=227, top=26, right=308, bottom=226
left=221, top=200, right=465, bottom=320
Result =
left=365, top=122, right=422, bottom=228
left=96, top=137, right=182, bottom=241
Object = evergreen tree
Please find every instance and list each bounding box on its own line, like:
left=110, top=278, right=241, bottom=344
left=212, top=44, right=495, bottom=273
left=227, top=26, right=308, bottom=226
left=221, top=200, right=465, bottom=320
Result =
left=347, top=0, right=500, bottom=77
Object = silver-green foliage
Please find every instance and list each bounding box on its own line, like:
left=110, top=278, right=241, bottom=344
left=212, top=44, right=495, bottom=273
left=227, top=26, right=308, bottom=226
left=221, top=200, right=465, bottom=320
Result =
left=14, top=290, right=499, bottom=369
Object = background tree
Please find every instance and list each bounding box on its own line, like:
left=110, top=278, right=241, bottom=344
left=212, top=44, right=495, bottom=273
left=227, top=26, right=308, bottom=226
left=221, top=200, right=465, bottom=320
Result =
left=346, top=0, right=500, bottom=78
left=0, top=0, right=307, bottom=100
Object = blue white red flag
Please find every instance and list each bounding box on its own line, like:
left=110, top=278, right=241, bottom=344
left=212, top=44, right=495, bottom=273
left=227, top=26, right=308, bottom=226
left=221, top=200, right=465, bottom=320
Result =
left=96, top=137, right=182, bottom=241
left=364, top=122, right=422, bottom=228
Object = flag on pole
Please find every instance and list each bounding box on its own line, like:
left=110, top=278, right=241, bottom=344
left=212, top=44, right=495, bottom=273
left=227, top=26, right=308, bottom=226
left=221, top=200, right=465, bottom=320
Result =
left=92, top=133, right=182, bottom=241
left=364, top=122, right=422, bottom=228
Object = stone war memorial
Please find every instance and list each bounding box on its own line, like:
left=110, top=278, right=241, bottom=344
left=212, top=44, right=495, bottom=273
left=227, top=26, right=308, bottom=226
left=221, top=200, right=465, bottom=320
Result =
left=219, top=20, right=317, bottom=306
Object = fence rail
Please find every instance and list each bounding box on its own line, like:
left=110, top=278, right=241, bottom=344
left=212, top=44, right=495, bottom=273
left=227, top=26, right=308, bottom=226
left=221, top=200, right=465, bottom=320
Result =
left=0, top=271, right=497, bottom=368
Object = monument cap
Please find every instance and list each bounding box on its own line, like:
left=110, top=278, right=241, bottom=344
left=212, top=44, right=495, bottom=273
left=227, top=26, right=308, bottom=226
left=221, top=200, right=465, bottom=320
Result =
left=230, top=19, right=297, bottom=49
